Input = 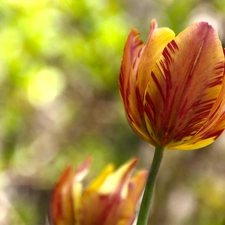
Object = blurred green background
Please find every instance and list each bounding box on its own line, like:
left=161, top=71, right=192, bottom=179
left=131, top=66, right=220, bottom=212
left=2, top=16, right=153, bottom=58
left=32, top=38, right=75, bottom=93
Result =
left=0, top=0, right=225, bottom=225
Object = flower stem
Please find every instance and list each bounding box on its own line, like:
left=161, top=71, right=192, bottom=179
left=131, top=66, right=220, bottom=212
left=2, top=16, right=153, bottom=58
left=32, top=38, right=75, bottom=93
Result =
left=137, top=146, right=164, bottom=225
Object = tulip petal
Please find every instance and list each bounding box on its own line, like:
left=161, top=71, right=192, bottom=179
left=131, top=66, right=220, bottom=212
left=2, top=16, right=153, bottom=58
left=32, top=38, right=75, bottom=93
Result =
left=87, top=164, right=114, bottom=190
left=119, top=20, right=175, bottom=145
left=179, top=49, right=225, bottom=149
left=50, top=158, right=147, bottom=225
left=49, top=158, right=91, bottom=225
left=137, top=20, right=175, bottom=100
left=50, top=166, right=74, bottom=225
left=102, top=163, right=148, bottom=225
left=174, top=110, right=225, bottom=150
left=144, top=22, right=225, bottom=149
left=79, top=158, right=138, bottom=225
left=108, top=170, right=148, bottom=225
left=119, top=27, right=148, bottom=141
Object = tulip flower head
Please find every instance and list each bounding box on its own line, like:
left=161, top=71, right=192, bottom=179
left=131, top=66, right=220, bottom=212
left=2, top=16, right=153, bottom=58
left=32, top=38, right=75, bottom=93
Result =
left=49, top=158, right=148, bottom=225
left=119, top=19, right=225, bottom=150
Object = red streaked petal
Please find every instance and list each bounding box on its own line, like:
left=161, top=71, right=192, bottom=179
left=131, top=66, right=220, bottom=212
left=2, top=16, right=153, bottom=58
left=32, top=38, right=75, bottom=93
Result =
left=190, top=49, right=225, bottom=140
left=50, top=166, right=74, bottom=225
left=119, top=20, right=175, bottom=145
left=79, top=158, right=139, bottom=225
left=102, top=160, right=147, bottom=225
left=119, top=27, right=144, bottom=103
left=173, top=101, right=225, bottom=150
left=106, top=170, right=148, bottom=225
left=171, top=118, right=225, bottom=150
left=119, top=27, right=150, bottom=141
left=144, top=22, right=225, bottom=148
left=49, top=159, right=92, bottom=225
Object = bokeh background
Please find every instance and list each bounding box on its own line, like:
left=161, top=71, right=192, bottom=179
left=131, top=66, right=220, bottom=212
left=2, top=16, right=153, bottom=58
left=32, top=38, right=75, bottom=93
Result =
left=0, top=0, right=225, bottom=225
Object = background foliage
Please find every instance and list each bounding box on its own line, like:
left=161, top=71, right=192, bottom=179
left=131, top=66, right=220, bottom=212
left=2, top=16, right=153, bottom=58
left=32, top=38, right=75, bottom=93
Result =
left=1, top=0, right=225, bottom=225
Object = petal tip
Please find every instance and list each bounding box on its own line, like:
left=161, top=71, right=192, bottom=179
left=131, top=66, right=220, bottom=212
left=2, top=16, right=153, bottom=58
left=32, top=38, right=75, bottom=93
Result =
left=150, top=19, right=158, bottom=30
left=127, top=157, right=139, bottom=169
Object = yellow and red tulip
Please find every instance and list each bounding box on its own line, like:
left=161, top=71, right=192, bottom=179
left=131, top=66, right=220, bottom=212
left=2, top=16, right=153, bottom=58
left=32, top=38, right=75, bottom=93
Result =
left=119, top=19, right=225, bottom=150
left=49, top=158, right=147, bottom=225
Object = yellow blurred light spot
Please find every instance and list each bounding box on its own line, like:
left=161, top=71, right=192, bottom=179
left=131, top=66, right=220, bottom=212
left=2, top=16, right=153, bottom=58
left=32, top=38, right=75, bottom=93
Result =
left=7, top=0, right=49, bottom=8
left=27, top=67, right=65, bottom=107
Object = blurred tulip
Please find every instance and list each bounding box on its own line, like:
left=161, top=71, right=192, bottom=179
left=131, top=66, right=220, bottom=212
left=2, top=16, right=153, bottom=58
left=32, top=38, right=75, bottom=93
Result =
left=119, top=19, right=225, bottom=150
left=49, top=158, right=148, bottom=225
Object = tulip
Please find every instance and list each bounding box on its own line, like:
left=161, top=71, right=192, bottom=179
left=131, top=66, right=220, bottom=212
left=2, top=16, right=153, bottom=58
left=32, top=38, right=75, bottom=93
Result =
left=119, top=19, right=225, bottom=150
left=49, top=157, right=148, bottom=225
left=119, top=20, right=225, bottom=225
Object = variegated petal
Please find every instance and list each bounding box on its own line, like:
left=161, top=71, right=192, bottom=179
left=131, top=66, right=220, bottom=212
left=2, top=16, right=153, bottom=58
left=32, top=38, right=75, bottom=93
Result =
left=120, top=20, right=175, bottom=145
left=79, top=159, right=139, bottom=225
left=144, top=22, right=225, bottom=149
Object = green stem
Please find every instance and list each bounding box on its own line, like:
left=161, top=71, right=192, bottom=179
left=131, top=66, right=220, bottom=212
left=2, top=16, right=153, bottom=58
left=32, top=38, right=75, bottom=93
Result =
left=137, top=146, right=164, bottom=225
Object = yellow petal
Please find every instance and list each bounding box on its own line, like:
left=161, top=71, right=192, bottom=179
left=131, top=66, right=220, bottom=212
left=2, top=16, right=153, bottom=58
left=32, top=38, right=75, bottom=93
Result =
left=87, top=164, right=115, bottom=191
left=98, top=158, right=138, bottom=195
left=144, top=22, right=225, bottom=149
left=137, top=20, right=175, bottom=100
